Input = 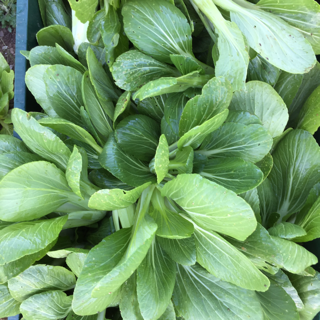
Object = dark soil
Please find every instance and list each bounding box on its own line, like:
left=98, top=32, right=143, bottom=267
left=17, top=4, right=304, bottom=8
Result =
left=0, top=26, right=15, bottom=70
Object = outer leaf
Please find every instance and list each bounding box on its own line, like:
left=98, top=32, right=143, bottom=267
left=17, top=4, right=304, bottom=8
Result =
left=154, top=134, right=170, bottom=184
left=137, top=95, right=167, bottom=122
left=199, top=123, right=272, bottom=163
left=197, top=157, right=264, bottom=194
left=38, top=117, right=101, bottom=153
left=73, top=228, right=131, bottom=315
left=194, top=225, right=269, bottom=291
left=157, top=236, right=196, bottom=266
left=177, top=109, right=229, bottom=149
left=91, top=215, right=158, bottom=297
left=170, top=54, right=204, bottom=75
left=0, top=134, right=29, bottom=154
left=240, top=188, right=261, bottom=223
left=12, top=109, right=71, bottom=170
left=99, top=135, right=156, bottom=187
left=66, top=146, right=83, bottom=198
left=44, top=65, right=84, bottom=126
left=0, top=217, right=67, bottom=265
left=20, top=290, right=72, bottom=320
left=247, top=54, right=280, bottom=86
left=88, top=182, right=151, bottom=211
left=230, top=81, right=288, bottom=138
left=162, top=174, right=257, bottom=240
left=268, top=130, right=320, bottom=220
left=268, top=222, right=307, bottom=240
left=255, top=153, right=273, bottom=180
left=68, top=0, right=98, bottom=23
left=66, top=252, right=88, bottom=277
left=113, top=91, right=131, bottom=128
left=295, top=195, right=320, bottom=242
left=36, top=25, right=74, bottom=52
left=115, top=114, right=160, bottom=162
left=173, top=264, right=264, bottom=320
left=122, top=0, right=193, bottom=64
left=25, top=65, right=58, bottom=117
left=0, top=284, right=20, bottom=317
left=8, top=265, right=76, bottom=302
left=257, top=0, right=320, bottom=54
left=120, top=275, right=143, bottom=320
left=290, top=272, right=320, bottom=320
left=256, top=280, right=299, bottom=320
left=137, top=240, right=176, bottom=320
left=179, top=76, right=232, bottom=136
left=112, top=50, right=179, bottom=91
left=228, top=1, right=316, bottom=73
left=297, top=85, right=320, bottom=134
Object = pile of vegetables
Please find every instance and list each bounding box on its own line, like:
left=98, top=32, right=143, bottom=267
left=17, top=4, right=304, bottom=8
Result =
left=1, top=0, right=320, bottom=319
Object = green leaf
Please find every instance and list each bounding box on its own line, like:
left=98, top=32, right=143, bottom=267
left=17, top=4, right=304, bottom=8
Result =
left=157, top=236, right=196, bottom=266
left=78, top=43, right=106, bottom=68
left=295, top=195, right=320, bottom=242
left=153, top=134, right=170, bottom=184
left=0, top=152, right=42, bottom=180
left=119, top=274, right=143, bottom=320
left=230, top=81, right=288, bottom=138
left=89, top=182, right=151, bottom=211
left=257, top=0, right=320, bottom=54
left=268, top=222, right=307, bottom=240
left=66, top=312, right=105, bottom=320
left=0, top=284, right=20, bottom=317
left=170, top=54, right=204, bottom=75
left=268, top=130, right=320, bottom=220
left=137, top=95, right=167, bottom=121
left=197, top=157, right=264, bottom=194
left=73, top=228, right=131, bottom=315
left=36, top=25, right=74, bottom=53
left=194, top=225, right=269, bottom=291
left=240, top=188, right=261, bottom=223
left=68, top=0, right=98, bottom=23
left=289, top=272, right=320, bottom=320
left=137, top=240, right=176, bottom=320
left=25, top=65, right=58, bottom=117
left=47, top=248, right=89, bottom=259
left=228, top=1, right=316, bottom=73
left=162, top=174, right=257, bottom=240
left=87, top=46, right=119, bottom=110
left=99, top=135, right=156, bottom=187
left=288, top=63, right=320, bottom=125
left=122, top=0, right=193, bottom=64
left=173, top=264, right=264, bottom=320
left=12, top=109, right=71, bottom=170
left=179, top=76, right=232, bottom=136
left=247, top=54, right=280, bottom=86
left=44, top=0, right=71, bottom=28
left=0, top=134, right=28, bottom=154
left=115, top=115, right=160, bottom=162
left=168, top=146, right=194, bottom=174
left=38, top=117, right=101, bottom=153
left=112, top=50, right=180, bottom=91
left=0, top=52, right=9, bottom=74
left=133, top=71, right=212, bottom=101
left=89, top=169, right=132, bottom=191
left=91, top=215, right=158, bottom=297
left=199, top=123, right=272, bottom=163
left=63, top=211, right=106, bottom=230
left=256, top=280, right=299, bottom=320
left=149, top=189, right=194, bottom=239
left=29, top=45, right=67, bottom=66
left=66, top=252, right=88, bottom=277
left=113, top=91, right=131, bottom=128
left=178, top=109, right=229, bottom=149
left=44, top=65, right=84, bottom=126
left=255, top=153, right=273, bottom=180
left=0, top=217, right=67, bottom=266
left=82, top=71, right=113, bottom=141
left=274, top=72, right=303, bottom=108
left=1, top=69, right=14, bottom=99
left=20, top=290, right=72, bottom=320
left=8, top=265, right=76, bottom=302
left=267, top=270, right=304, bottom=311
left=55, top=43, right=87, bottom=73
left=66, top=146, right=83, bottom=198
left=297, top=85, right=320, bottom=134
left=0, top=162, right=75, bottom=221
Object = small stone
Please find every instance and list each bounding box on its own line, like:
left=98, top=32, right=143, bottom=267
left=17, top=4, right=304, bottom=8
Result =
left=0, top=31, right=3, bottom=37
left=2, top=46, right=8, bottom=50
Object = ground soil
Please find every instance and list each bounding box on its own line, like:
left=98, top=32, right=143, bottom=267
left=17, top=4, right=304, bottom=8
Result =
left=0, top=26, right=15, bottom=70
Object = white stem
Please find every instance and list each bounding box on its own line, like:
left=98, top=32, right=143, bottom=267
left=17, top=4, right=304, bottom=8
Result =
left=72, top=10, right=89, bottom=54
